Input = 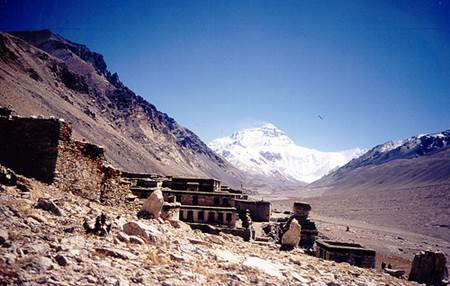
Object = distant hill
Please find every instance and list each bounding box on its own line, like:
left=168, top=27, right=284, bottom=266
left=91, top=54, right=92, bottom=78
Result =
left=307, top=130, right=450, bottom=195
left=303, top=130, right=450, bottom=242
left=0, top=30, right=243, bottom=187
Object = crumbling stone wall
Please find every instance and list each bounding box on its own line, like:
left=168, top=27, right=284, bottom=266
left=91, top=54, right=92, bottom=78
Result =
left=0, top=117, right=69, bottom=183
left=54, top=140, right=104, bottom=202
left=0, top=111, right=129, bottom=205
left=54, top=136, right=129, bottom=205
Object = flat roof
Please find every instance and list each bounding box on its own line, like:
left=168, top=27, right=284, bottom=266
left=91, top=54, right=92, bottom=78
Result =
left=122, top=172, right=166, bottom=179
left=130, top=187, right=239, bottom=196
left=169, top=177, right=220, bottom=182
left=235, top=199, right=270, bottom=204
left=163, top=189, right=237, bottom=197
left=316, top=240, right=375, bottom=254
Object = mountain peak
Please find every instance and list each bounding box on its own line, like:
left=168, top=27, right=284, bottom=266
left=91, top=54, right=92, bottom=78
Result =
left=209, top=124, right=363, bottom=183
left=11, top=29, right=109, bottom=77
left=0, top=30, right=242, bottom=187
left=228, top=123, right=292, bottom=148
left=259, top=122, right=279, bottom=130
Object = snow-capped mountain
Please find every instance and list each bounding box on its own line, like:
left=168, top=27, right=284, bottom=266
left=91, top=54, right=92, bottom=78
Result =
left=308, top=129, right=450, bottom=194
left=339, top=130, right=450, bottom=171
left=208, top=123, right=365, bottom=183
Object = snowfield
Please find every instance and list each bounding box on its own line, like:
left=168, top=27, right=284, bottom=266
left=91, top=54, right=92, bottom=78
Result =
left=209, top=123, right=364, bottom=183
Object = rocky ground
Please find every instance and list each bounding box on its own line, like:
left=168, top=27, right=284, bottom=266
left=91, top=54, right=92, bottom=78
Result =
left=0, top=171, right=421, bottom=285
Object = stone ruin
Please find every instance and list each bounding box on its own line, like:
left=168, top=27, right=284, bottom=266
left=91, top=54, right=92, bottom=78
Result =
left=0, top=107, right=129, bottom=205
left=288, top=202, right=319, bottom=249
left=263, top=201, right=318, bottom=251
left=315, top=240, right=376, bottom=269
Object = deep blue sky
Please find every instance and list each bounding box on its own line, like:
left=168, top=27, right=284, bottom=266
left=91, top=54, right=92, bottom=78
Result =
left=1, top=0, right=450, bottom=151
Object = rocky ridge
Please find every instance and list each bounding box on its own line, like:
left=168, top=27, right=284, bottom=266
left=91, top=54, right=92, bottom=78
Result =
left=0, top=30, right=242, bottom=187
left=308, top=128, right=450, bottom=194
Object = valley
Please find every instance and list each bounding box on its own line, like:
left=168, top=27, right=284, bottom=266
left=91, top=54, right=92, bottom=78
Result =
left=270, top=182, right=450, bottom=274
left=0, top=28, right=448, bottom=285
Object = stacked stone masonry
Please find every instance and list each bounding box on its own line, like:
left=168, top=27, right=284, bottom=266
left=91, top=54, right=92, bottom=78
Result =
left=288, top=202, right=319, bottom=249
left=0, top=108, right=129, bottom=205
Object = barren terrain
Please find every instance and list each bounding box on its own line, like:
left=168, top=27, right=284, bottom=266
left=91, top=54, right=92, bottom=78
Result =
left=271, top=185, right=450, bottom=274
left=0, top=168, right=420, bottom=285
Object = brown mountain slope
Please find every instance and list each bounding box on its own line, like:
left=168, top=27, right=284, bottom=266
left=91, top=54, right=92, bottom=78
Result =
left=0, top=30, right=243, bottom=186
left=300, top=131, right=450, bottom=242
left=307, top=131, right=450, bottom=195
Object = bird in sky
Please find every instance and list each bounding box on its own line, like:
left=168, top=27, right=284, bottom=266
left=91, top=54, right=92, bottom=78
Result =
left=318, top=115, right=324, bottom=120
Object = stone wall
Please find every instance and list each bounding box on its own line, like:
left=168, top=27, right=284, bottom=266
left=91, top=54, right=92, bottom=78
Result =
left=54, top=138, right=129, bottom=206
left=235, top=199, right=271, bottom=222
left=0, top=117, right=70, bottom=183
left=54, top=140, right=105, bottom=201
left=0, top=113, right=129, bottom=205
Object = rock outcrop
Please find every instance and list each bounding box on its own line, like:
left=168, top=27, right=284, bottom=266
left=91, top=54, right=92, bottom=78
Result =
left=409, top=250, right=448, bottom=286
left=281, top=218, right=301, bottom=249
left=122, top=221, right=163, bottom=243
left=140, top=188, right=164, bottom=219
left=0, top=30, right=243, bottom=188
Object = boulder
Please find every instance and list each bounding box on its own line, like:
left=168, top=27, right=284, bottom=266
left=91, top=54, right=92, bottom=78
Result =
left=281, top=219, right=301, bottom=249
left=116, top=231, right=130, bottom=243
left=35, top=198, right=64, bottom=216
left=29, top=256, right=54, bottom=273
left=122, top=221, right=162, bottom=243
left=168, top=219, right=191, bottom=231
left=409, top=250, right=448, bottom=286
left=94, top=247, right=137, bottom=260
left=129, top=235, right=145, bottom=245
left=0, top=228, right=8, bottom=245
left=0, top=166, right=17, bottom=186
left=54, top=254, right=68, bottom=266
left=141, top=188, right=164, bottom=219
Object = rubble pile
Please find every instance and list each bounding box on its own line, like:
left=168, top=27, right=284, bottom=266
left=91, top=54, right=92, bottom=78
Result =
left=0, top=167, right=420, bottom=285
